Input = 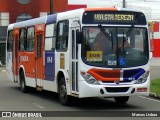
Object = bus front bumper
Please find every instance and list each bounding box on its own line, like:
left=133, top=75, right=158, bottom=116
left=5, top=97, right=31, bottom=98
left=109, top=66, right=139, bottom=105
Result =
left=78, top=80, right=150, bottom=98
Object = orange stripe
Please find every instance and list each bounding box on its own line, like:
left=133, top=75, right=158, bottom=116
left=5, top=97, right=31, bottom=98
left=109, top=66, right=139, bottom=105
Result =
left=84, top=7, right=117, bottom=12
left=88, top=68, right=120, bottom=81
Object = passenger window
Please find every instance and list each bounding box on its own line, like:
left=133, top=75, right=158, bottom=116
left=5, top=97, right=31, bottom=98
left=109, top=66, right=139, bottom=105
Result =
left=20, top=28, right=27, bottom=51
left=7, top=30, right=13, bottom=52
left=27, top=27, right=34, bottom=51
left=45, top=24, right=56, bottom=51
left=56, top=20, right=69, bottom=51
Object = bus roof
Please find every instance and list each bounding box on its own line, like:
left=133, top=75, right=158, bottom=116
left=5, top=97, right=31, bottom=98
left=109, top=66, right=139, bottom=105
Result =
left=46, top=14, right=57, bottom=24
left=10, top=7, right=145, bottom=29
left=7, top=24, right=14, bottom=30
left=14, top=16, right=47, bottom=28
left=84, top=7, right=117, bottom=11
left=84, top=7, right=143, bottom=13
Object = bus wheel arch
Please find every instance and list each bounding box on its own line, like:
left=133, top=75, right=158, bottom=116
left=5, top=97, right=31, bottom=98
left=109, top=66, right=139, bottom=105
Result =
left=19, top=67, right=28, bottom=93
left=57, top=71, right=72, bottom=106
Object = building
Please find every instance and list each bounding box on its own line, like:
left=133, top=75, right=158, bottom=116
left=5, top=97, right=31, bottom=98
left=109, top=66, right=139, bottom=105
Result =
left=0, top=0, right=68, bottom=65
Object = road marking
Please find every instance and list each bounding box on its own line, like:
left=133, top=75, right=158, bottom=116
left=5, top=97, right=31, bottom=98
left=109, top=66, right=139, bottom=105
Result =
left=138, top=95, right=160, bottom=103
left=32, top=103, right=45, bottom=109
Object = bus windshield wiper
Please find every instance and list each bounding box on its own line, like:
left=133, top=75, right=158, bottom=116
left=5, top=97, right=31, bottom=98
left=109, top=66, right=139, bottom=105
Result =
left=98, top=24, right=111, bottom=41
left=125, top=26, right=133, bottom=41
left=122, top=26, right=133, bottom=52
left=98, top=24, right=113, bottom=50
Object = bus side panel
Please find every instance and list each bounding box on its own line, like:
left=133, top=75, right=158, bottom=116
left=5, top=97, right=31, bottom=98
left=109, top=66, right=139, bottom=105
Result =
left=12, top=29, right=20, bottom=82
left=19, top=52, right=35, bottom=78
left=35, top=24, right=45, bottom=87
left=44, top=51, right=55, bottom=81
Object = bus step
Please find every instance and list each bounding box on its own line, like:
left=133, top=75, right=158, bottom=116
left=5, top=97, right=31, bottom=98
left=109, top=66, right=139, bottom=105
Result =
left=36, top=86, right=43, bottom=91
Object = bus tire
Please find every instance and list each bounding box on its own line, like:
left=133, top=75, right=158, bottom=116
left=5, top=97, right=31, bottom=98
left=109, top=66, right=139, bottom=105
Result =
left=58, top=77, right=71, bottom=106
left=114, top=96, right=129, bottom=104
left=20, top=71, right=29, bottom=93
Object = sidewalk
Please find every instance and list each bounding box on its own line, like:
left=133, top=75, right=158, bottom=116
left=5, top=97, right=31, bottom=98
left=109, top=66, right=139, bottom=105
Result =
left=150, top=58, right=160, bottom=67
left=0, top=66, right=6, bottom=72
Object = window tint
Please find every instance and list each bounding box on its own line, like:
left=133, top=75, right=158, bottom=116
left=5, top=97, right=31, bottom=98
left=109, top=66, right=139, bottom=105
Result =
left=56, top=21, right=69, bottom=51
left=20, top=28, right=27, bottom=51
left=7, top=30, right=13, bottom=52
left=27, top=27, right=34, bottom=51
left=45, top=24, right=56, bottom=51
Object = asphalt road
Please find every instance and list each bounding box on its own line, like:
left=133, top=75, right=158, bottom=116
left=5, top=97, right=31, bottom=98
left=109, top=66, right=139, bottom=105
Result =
left=0, top=68, right=160, bottom=120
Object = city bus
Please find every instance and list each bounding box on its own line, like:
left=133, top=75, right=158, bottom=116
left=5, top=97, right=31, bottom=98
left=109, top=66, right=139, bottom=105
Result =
left=6, top=7, right=150, bottom=105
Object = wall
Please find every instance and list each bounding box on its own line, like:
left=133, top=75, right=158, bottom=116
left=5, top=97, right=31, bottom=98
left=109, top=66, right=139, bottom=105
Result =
left=0, top=0, right=68, bottom=23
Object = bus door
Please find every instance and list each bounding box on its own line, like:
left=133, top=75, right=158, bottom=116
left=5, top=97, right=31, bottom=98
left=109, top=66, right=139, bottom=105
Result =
left=12, top=29, right=19, bottom=82
left=35, top=24, right=45, bottom=89
left=71, top=21, right=80, bottom=93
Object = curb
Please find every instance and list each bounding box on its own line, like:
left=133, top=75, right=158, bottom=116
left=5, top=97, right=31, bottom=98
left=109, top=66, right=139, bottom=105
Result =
left=149, top=92, right=160, bottom=99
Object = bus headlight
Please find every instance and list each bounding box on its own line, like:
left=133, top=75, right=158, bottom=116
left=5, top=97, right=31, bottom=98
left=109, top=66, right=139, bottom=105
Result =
left=81, top=71, right=100, bottom=85
left=135, top=71, right=149, bottom=84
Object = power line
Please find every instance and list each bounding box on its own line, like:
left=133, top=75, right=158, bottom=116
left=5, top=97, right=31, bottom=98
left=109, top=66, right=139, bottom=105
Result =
left=123, top=0, right=126, bottom=8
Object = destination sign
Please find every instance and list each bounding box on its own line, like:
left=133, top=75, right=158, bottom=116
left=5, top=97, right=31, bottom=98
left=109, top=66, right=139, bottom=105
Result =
left=82, top=11, right=147, bottom=25
left=94, top=14, right=134, bottom=22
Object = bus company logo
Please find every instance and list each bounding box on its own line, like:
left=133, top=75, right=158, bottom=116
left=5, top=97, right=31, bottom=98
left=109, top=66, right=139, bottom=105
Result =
left=1, top=112, right=42, bottom=118
left=20, top=56, right=29, bottom=62
left=114, top=80, right=120, bottom=84
left=2, top=112, right=11, bottom=117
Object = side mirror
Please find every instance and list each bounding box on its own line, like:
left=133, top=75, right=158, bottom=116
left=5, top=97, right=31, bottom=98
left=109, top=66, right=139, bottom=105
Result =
left=76, top=31, right=82, bottom=44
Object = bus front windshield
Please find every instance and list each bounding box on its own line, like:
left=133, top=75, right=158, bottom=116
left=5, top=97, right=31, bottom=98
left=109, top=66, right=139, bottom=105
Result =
left=82, top=26, right=149, bottom=68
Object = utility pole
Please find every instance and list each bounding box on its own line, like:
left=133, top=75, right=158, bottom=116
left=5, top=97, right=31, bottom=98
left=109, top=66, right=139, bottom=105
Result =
left=123, top=0, right=126, bottom=8
left=50, top=0, right=53, bottom=14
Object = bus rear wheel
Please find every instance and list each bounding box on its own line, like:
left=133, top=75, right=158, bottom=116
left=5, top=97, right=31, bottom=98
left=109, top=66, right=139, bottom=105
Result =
left=114, top=96, right=129, bottom=104
left=58, top=77, right=71, bottom=106
left=20, top=71, right=29, bottom=93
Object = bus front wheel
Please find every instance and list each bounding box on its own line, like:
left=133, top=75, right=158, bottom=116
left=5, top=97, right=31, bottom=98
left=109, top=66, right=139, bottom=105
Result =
left=58, top=77, right=71, bottom=106
left=114, top=96, right=129, bottom=104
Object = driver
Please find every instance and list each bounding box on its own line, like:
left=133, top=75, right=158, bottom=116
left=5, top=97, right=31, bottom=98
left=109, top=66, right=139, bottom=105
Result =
left=113, top=37, right=131, bottom=51
left=93, top=32, right=111, bottom=54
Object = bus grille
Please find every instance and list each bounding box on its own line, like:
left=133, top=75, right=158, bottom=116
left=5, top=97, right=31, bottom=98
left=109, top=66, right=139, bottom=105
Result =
left=102, top=80, right=132, bottom=83
left=105, top=87, right=129, bottom=93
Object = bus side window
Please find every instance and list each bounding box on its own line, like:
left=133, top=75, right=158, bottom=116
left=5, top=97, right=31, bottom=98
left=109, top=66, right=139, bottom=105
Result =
left=20, top=28, right=27, bottom=51
left=56, top=20, right=69, bottom=51
left=26, top=27, right=34, bottom=51
left=7, top=30, right=13, bottom=52
left=45, top=24, right=56, bottom=51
